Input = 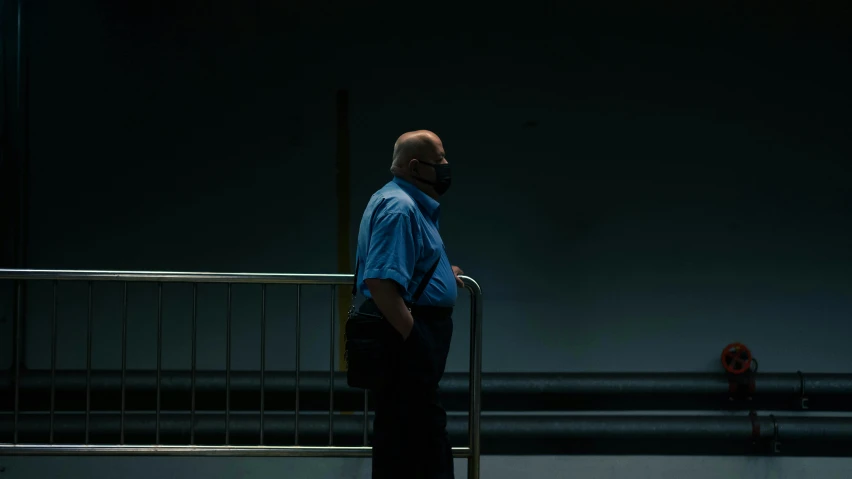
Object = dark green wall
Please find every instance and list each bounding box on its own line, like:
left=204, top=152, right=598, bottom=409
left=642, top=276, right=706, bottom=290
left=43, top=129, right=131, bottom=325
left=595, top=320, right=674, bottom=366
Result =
left=4, top=0, right=852, bottom=374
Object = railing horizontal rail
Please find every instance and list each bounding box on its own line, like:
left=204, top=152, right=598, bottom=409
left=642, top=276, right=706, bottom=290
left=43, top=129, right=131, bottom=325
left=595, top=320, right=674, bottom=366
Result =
left=0, top=269, right=353, bottom=284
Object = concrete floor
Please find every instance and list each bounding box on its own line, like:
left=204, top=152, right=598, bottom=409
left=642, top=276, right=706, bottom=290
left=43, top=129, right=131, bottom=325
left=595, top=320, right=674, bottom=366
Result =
left=2, top=455, right=852, bottom=479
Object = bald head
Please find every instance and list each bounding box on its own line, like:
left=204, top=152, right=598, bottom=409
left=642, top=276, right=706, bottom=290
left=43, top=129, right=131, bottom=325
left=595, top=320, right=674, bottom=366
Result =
left=391, top=130, right=444, bottom=172
left=389, top=130, right=450, bottom=199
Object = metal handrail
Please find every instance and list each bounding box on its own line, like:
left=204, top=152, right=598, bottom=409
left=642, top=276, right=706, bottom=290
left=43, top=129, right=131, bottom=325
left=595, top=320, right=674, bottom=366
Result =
left=0, top=269, right=483, bottom=479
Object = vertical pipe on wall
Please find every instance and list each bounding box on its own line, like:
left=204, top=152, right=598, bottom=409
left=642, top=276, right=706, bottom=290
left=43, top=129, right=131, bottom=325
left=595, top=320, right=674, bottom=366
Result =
left=14, top=0, right=29, bottom=368
left=0, top=0, right=30, bottom=373
left=335, top=89, right=351, bottom=375
left=14, top=0, right=27, bottom=272
left=0, top=0, right=12, bottom=273
left=1, top=0, right=29, bottom=371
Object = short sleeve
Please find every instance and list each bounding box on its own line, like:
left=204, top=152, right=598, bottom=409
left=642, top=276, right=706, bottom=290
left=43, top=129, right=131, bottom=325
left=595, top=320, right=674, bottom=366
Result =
left=363, top=211, right=418, bottom=291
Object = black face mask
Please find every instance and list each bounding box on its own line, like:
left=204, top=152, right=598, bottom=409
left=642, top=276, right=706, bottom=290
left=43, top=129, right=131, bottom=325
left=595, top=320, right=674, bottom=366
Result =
left=413, top=161, right=452, bottom=196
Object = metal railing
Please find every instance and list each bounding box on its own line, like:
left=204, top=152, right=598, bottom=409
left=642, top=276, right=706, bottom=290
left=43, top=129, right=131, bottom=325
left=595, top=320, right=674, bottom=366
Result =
left=0, top=269, right=483, bottom=478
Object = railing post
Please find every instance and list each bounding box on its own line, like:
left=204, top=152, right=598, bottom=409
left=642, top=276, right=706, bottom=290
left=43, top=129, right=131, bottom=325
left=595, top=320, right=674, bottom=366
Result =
left=329, top=285, right=336, bottom=446
left=12, top=280, right=22, bottom=444
left=463, top=276, right=483, bottom=479
left=85, top=282, right=93, bottom=444
left=49, top=281, right=57, bottom=443
left=294, top=284, right=302, bottom=446
left=121, top=282, right=128, bottom=445
left=260, top=284, right=267, bottom=445
left=225, top=283, right=232, bottom=445
left=156, top=282, right=163, bottom=445
left=190, top=283, right=198, bottom=445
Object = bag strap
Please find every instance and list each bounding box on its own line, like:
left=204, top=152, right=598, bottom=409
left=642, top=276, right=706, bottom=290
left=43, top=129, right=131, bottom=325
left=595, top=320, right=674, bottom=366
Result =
left=351, top=255, right=442, bottom=303
left=410, top=256, right=441, bottom=302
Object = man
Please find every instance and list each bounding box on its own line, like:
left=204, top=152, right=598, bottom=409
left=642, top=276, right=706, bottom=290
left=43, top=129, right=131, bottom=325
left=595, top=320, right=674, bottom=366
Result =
left=355, top=130, right=464, bottom=478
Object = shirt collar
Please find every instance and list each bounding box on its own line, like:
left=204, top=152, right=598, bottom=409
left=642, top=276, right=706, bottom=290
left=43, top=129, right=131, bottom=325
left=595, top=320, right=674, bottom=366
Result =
left=393, top=176, right=440, bottom=222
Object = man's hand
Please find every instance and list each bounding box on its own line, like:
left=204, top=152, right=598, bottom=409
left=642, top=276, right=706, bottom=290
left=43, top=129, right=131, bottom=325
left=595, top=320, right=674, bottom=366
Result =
left=452, top=265, right=465, bottom=287
left=364, top=278, right=415, bottom=339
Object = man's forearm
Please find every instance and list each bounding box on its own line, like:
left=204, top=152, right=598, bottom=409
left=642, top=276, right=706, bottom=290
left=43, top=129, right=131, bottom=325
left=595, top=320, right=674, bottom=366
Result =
left=364, top=278, right=415, bottom=339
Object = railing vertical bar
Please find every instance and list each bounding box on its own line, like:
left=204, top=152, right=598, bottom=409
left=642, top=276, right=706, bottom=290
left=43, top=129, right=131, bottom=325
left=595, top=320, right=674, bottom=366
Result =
left=120, top=282, right=128, bottom=445
left=363, top=390, right=369, bottom=446
left=190, top=283, right=198, bottom=445
left=225, top=283, right=232, bottom=445
left=294, top=284, right=301, bottom=446
left=156, top=282, right=163, bottom=444
left=259, top=284, right=267, bottom=445
left=49, top=280, right=57, bottom=444
left=12, top=281, right=22, bottom=444
left=329, top=285, right=335, bottom=446
left=466, top=281, right=483, bottom=479
left=85, top=281, right=93, bottom=445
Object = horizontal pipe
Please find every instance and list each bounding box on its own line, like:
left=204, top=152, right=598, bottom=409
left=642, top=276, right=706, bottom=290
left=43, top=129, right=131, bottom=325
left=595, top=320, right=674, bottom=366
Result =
left=0, top=269, right=353, bottom=285
left=2, top=414, right=852, bottom=456
left=3, top=371, right=850, bottom=412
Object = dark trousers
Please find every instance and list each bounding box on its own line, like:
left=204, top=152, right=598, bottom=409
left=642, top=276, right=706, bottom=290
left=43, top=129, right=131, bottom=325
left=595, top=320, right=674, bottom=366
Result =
left=358, top=299, right=455, bottom=479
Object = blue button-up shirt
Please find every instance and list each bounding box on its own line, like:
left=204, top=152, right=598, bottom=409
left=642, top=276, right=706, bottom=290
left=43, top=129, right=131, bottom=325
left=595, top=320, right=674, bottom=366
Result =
left=356, top=176, right=457, bottom=307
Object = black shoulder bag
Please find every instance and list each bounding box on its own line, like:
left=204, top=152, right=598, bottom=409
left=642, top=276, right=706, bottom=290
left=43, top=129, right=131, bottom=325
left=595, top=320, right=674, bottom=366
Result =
left=344, top=258, right=441, bottom=390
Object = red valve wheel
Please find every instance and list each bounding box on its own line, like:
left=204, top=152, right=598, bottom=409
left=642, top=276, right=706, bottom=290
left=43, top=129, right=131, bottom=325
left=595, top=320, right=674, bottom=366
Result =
left=721, top=342, right=752, bottom=375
